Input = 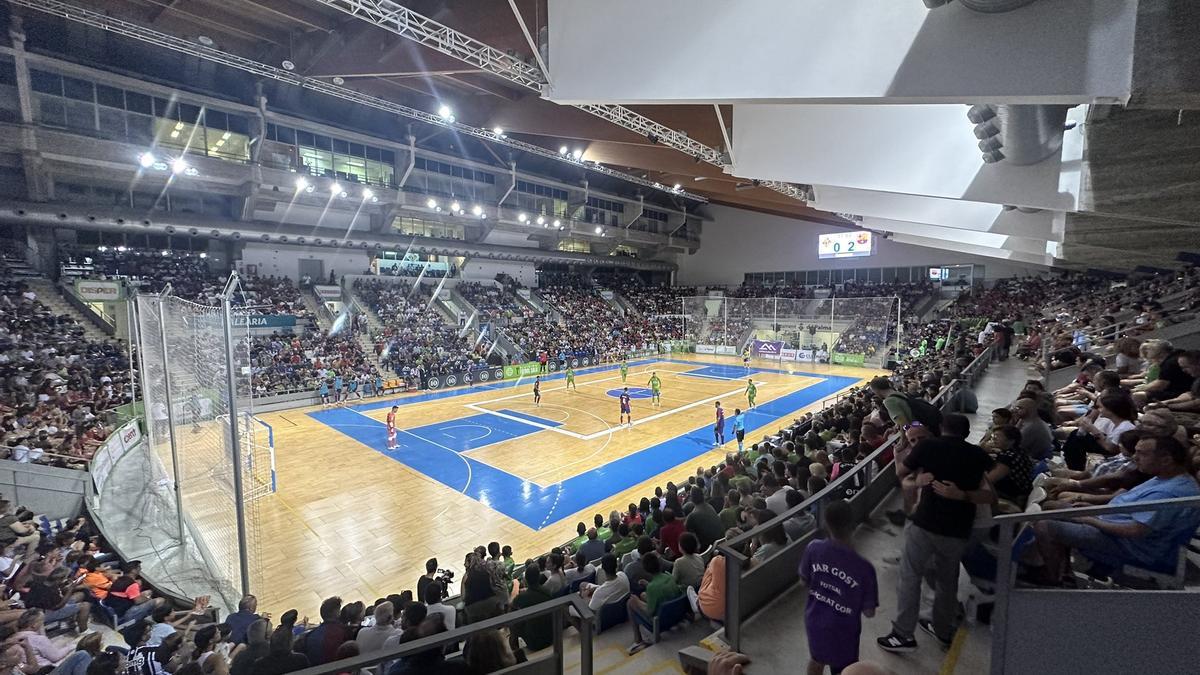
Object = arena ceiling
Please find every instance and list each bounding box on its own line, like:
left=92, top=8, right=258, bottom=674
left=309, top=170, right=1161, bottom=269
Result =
left=60, top=0, right=843, bottom=224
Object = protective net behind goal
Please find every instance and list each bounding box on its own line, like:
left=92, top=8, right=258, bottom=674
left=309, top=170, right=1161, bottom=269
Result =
left=131, top=293, right=265, bottom=611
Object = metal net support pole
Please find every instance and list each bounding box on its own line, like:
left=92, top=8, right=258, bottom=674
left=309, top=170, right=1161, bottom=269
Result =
left=157, top=295, right=186, bottom=546
left=221, top=295, right=252, bottom=598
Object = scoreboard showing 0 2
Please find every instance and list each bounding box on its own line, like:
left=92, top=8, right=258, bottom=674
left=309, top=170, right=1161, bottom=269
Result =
left=818, top=230, right=874, bottom=259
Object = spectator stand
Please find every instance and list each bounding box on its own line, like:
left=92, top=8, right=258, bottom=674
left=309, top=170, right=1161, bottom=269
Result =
left=990, top=496, right=1200, bottom=675
left=716, top=345, right=994, bottom=654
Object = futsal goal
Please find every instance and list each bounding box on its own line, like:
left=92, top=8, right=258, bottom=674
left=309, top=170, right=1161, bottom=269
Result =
left=681, top=295, right=901, bottom=367
left=122, top=272, right=272, bottom=611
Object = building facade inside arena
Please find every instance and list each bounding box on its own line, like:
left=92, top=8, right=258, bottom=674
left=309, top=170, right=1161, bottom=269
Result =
left=1, top=2, right=1199, bottom=674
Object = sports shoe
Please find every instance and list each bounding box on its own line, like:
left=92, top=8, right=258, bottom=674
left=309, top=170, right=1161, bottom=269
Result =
left=627, top=641, right=650, bottom=655
left=918, top=619, right=952, bottom=650
left=686, top=586, right=700, bottom=614
left=876, top=631, right=917, bottom=653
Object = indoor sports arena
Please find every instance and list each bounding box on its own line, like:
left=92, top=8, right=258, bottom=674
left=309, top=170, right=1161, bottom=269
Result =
left=0, top=2, right=1197, bottom=674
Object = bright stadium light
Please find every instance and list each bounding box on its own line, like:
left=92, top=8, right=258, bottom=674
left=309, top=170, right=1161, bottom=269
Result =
left=492, top=127, right=504, bottom=136
left=426, top=198, right=438, bottom=209
left=518, top=213, right=528, bottom=223
left=332, top=182, right=344, bottom=196
left=472, top=204, right=483, bottom=216
left=199, top=252, right=208, bottom=259
left=138, top=152, right=155, bottom=168
left=673, top=183, right=682, bottom=192
left=536, top=215, right=545, bottom=225
left=572, top=149, right=583, bottom=160
left=116, top=246, right=127, bottom=252
left=450, top=201, right=461, bottom=213
left=160, top=250, right=170, bottom=256
left=553, top=219, right=561, bottom=228
left=559, top=146, right=568, bottom=155
left=295, top=176, right=308, bottom=191
left=170, top=157, right=188, bottom=174
left=595, top=226, right=603, bottom=234
left=437, top=104, right=452, bottom=119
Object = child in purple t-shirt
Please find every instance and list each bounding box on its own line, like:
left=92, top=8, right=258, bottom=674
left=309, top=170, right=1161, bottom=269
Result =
left=798, top=499, right=878, bottom=674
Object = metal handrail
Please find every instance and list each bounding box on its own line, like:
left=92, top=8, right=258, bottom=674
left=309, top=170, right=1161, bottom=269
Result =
left=290, top=594, right=594, bottom=675
left=717, top=343, right=993, bottom=651
left=990, top=494, right=1200, bottom=675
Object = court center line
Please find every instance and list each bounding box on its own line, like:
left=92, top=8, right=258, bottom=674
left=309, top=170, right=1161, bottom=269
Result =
left=574, top=381, right=764, bottom=441
left=462, top=403, right=590, bottom=440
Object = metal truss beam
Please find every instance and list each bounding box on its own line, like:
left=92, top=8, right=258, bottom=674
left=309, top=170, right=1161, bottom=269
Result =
left=8, top=0, right=707, bottom=202
left=307, top=0, right=812, bottom=204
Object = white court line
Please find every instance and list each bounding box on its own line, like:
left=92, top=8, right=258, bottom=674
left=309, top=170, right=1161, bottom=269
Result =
left=344, top=406, right=474, bottom=493
left=440, top=424, right=492, bottom=443
left=463, top=403, right=590, bottom=440
left=488, top=365, right=696, bottom=404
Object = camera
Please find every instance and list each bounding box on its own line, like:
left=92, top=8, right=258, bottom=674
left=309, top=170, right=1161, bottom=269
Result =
left=434, top=568, right=455, bottom=598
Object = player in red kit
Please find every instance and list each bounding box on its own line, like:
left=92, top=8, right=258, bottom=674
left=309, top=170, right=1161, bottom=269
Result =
left=386, top=405, right=398, bottom=450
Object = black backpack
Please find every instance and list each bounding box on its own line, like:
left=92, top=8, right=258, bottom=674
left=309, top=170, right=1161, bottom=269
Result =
left=889, top=393, right=943, bottom=434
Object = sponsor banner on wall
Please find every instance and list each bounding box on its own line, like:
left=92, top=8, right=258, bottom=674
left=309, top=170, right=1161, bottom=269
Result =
left=425, top=366, right=505, bottom=390
left=752, top=340, right=784, bottom=357
left=314, top=285, right=342, bottom=299
left=503, top=361, right=543, bottom=379
left=231, top=314, right=298, bottom=328
left=779, top=348, right=798, bottom=361
left=797, top=349, right=815, bottom=362
left=90, top=419, right=143, bottom=495
left=831, top=352, right=866, bottom=367
left=76, top=279, right=124, bottom=302
left=716, top=345, right=738, bottom=355
left=695, top=344, right=716, bottom=354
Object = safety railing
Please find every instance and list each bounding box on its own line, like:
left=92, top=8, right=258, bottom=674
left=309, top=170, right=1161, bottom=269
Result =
left=291, top=595, right=594, bottom=675
left=57, top=279, right=118, bottom=335
left=990, top=495, right=1200, bottom=675
left=718, top=344, right=993, bottom=651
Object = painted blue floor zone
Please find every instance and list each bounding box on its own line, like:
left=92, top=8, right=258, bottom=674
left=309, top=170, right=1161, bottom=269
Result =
left=307, top=370, right=861, bottom=531
left=606, top=387, right=654, bottom=399
left=678, top=365, right=759, bottom=381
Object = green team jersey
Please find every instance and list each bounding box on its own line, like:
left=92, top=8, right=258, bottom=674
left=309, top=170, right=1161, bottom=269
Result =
left=566, top=368, right=575, bottom=381
left=620, top=363, right=628, bottom=375
left=649, top=375, right=661, bottom=392
left=746, top=382, right=757, bottom=398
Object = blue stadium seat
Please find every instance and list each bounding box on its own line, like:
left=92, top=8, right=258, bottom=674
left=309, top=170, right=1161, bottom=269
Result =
left=632, top=593, right=690, bottom=643
left=594, top=593, right=629, bottom=634
left=566, top=571, right=595, bottom=595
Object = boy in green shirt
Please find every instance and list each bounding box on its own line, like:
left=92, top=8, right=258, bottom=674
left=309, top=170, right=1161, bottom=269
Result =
left=627, top=552, right=681, bottom=654
left=619, top=360, right=629, bottom=383
left=647, top=372, right=662, bottom=407
left=745, top=378, right=757, bottom=408
left=565, top=366, right=577, bottom=391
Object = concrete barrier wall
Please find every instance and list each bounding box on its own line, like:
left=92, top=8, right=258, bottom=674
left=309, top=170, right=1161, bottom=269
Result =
left=0, top=460, right=87, bottom=519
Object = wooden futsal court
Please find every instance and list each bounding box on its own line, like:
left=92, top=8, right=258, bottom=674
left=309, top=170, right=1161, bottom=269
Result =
left=249, top=353, right=883, bottom=617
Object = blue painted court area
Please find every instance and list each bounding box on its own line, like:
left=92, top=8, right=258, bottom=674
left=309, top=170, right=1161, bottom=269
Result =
left=307, top=359, right=860, bottom=530
left=679, top=364, right=759, bottom=381
left=606, top=387, right=654, bottom=399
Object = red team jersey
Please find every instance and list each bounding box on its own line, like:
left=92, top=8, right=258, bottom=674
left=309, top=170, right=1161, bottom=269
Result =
left=386, top=411, right=396, bottom=429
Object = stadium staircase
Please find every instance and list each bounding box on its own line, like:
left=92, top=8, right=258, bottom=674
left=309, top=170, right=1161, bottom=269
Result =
left=344, top=288, right=391, bottom=377
left=301, top=288, right=333, bottom=333
left=24, top=277, right=112, bottom=341
left=608, top=289, right=639, bottom=316
left=0, top=248, right=39, bottom=278
left=530, top=288, right=565, bottom=323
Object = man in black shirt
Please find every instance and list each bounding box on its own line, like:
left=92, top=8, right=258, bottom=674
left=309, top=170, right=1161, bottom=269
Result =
left=23, top=569, right=91, bottom=632
left=878, top=414, right=992, bottom=653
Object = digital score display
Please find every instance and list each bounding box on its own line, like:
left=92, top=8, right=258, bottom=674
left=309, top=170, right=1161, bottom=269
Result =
left=818, top=231, right=873, bottom=259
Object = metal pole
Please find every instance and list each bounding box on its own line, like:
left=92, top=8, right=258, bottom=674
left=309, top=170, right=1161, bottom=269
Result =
left=221, top=296, right=253, bottom=598
left=991, top=520, right=1015, bottom=675
left=157, top=296, right=187, bottom=547
left=896, top=295, right=902, bottom=359
left=1041, top=331, right=1050, bottom=387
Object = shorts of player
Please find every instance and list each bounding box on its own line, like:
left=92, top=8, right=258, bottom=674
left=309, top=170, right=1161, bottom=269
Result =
left=387, top=427, right=397, bottom=443
left=735, top=429, right=745, bottom=443
left=620, top=404, right=631, bottom=415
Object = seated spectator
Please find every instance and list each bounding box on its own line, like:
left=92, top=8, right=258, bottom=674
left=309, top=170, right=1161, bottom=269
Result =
left=103, top=560, right=163, bottom=625
left=1012, top=397, right=1054, bottom=460
left=254, top=623, right=310, bottom=674
left=1146, top=351, right=1200, bottom=431
left=625, top=552, right=681, bottom=654
left=301, top=596, right=348, bottom=666
left=510, top=566, right=555, bottom=653
left=671, top=533, right=705, bottom=589
left=576, top=528, right=610, bottom=563
left=685, top=487, right=725, bottom=550
left=224, top=594, right=262, bottom=646
left=1133, top=344, right=1194, bottom=407
left=1030, top=435, right=1200, bottom=584
left=45, top=632, right=102, bottom=675
left=229, top=619, right=270, bottom=675
left=464, top=629, right=517, bottom=674
left=22, top=567, right=90, bottom=634
left=986, top=426, right=1035, bottom=506
left=13, top=609, right=71, bottom=668
left=579, top=554, right=630, bottom=613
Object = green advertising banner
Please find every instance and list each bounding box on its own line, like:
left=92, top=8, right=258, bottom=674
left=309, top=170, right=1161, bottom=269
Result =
left=502, top=361, right=542, bottom=379
left=831, top=352, right=866, bottom=367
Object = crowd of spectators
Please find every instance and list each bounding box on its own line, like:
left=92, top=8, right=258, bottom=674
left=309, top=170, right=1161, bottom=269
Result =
left=456, top=282, right=536, bottom=324
left=356, top=279, right=490, bottom=379
left=249, top=332, right=378, bottom=397
left=0, top=277, right=128, bottom=469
